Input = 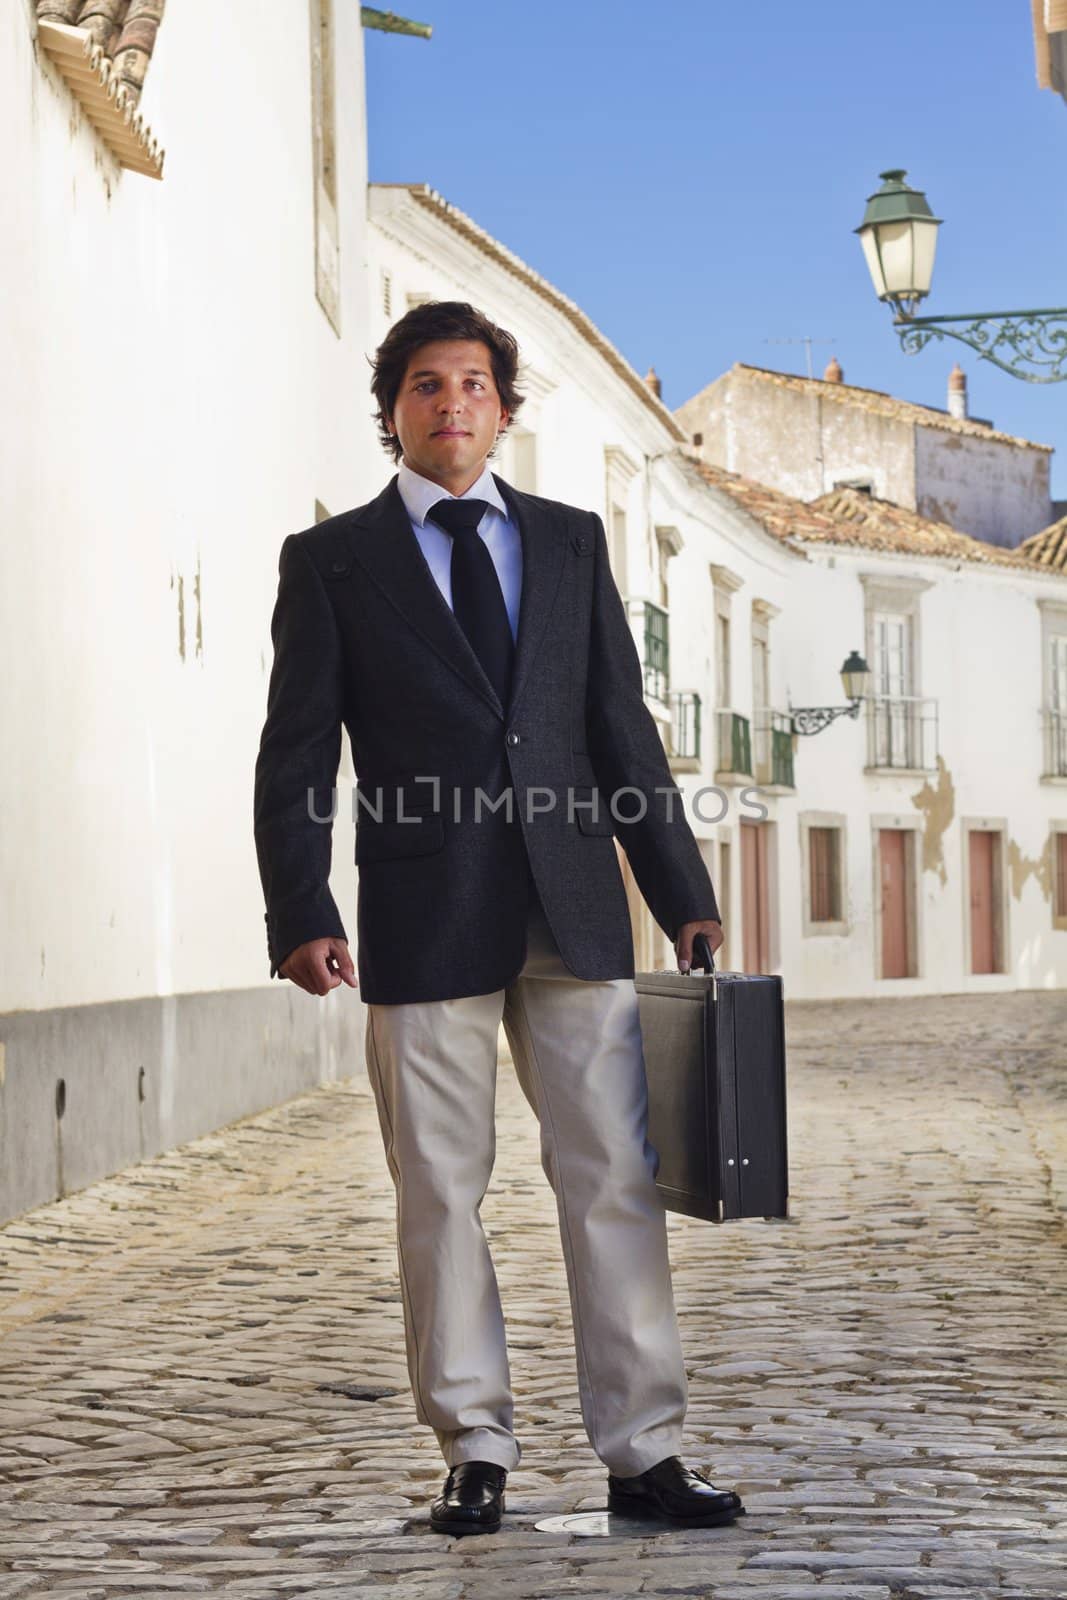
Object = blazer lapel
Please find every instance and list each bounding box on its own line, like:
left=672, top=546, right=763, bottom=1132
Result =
left=345, top=477, right=503, bottom=717
left=341, top=473, right=569, bottom=722
left=493, top=474, right=569, bottom=719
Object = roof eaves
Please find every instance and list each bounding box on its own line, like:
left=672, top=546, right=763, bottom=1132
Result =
left=375, top=183, right=686, bottom=443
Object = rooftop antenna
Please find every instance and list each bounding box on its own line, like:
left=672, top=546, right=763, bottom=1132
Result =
left=763, top=336, right=836, bottom=380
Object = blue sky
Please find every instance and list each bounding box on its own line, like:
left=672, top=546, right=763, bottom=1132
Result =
left=365, top=0, right=1066, bottom=503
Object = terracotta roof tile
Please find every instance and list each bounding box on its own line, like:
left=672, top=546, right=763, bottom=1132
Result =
left=691, top=458, right=1056, bottom=575
left=1019, top=514, right=1067, bottom=571
left=716, top=362, right=1053, bottom=453
left=36, top=0, right=163, bottom=106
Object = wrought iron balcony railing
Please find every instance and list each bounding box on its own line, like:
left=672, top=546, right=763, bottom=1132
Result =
left=669, top=690, right=701, bottom=763
left=754, top=708, right=795, bottom=789
left=625, top=598, right=670, bottom=703
left=716, top=709, right=753, bottom=779
left=866, top=696, right=939, bottom=772
left=1043, top=709, right=1067, bottom=779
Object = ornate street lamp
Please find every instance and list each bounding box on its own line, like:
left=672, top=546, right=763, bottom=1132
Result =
left=791, top=651, right=871, bottom=737
left=856, top=169, right=1067, bottom=384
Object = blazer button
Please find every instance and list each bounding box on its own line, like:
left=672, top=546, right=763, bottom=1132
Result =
left=506, top=731, right=521, bottom=747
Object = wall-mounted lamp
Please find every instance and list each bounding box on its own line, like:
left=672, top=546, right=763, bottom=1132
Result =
left=791, top=651, right=871, bottom=736
left=856, top=168, right=1067, bottom=384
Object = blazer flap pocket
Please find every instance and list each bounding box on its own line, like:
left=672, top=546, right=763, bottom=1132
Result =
left=572, top=785, right=615, bottom=836
left=355, top=780, right=440, bottom=819
left=355, top=813, right=444, bottom=865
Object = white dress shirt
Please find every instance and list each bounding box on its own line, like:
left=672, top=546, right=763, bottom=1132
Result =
left=396, top=460, right=523, bottom=642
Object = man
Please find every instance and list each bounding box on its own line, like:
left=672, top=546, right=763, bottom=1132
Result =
left=254, top=301, right=744, bottom=1536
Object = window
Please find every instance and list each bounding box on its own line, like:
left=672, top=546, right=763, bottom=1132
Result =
left=310, top=0, right=340, bottom=332
left=800, top=812, right=848, bottom=936
left=655, top=536, right=669, bottom=608
left=1038, top=603, right=1067, bottom=780
left=834, top=478, right=874, bottom=495
left=604, top=446, right=639, bottom=594
left=809, top=828, right=842, bottom=922
left=1048, top=634, right=1067, bottom=778
left=710, top=565, right=743, bottom=711
left=716, top=611, right=731, bottom=708
left=872, top=610, right=911, bottom=698
left=610, top=505, right=628, bottom=590
left=862, top=576, right=937, bottom=772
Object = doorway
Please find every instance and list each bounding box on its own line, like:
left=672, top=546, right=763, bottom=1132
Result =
left=740, top=820, right=771, bottom=973
left=878, top=827, right=913, bottom=978
left=968, top=828, right=1002, bottom=975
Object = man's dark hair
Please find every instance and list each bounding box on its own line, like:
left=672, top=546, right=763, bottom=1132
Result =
left=370, top=301, right=526, bottom=463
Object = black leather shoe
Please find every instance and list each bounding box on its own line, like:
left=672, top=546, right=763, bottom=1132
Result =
left=429, top=1460, right=507, bottom=1535
left=607, top=1455, right=745, bottom=1525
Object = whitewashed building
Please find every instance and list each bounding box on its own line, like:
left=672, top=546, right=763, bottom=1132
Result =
left=1, top=0, right=386, bottom=1220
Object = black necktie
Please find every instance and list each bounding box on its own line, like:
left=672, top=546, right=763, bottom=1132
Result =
left=427, top=498, right=515, bottom=708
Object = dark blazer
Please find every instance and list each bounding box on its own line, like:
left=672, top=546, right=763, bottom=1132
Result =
left=253, top=472, right=719, bottom=1004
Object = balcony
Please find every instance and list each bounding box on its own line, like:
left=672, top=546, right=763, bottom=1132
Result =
left=865, top=696, right=939, bottom=773
left=715, top=709, right=753, bottom=785
left=1043, top=709, right=1067, bottom=780
left=754, top=709, right=795, bottom=791
left=626, top=598, right=670, bottom=703
left=668, top=691, right=701, bottom=770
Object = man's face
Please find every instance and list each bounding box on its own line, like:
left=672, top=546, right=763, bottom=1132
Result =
left=388, top=339, right=509, bottom=494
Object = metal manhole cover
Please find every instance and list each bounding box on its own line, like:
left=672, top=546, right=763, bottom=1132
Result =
left=534, top=1512, right=651, bottom=1537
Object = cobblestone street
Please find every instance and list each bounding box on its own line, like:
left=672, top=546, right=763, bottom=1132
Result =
left=1, top=991, right=1065, bottom=1600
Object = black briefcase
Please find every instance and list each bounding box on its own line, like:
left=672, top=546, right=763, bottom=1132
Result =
left=635, top=935, right=789, bottom=1223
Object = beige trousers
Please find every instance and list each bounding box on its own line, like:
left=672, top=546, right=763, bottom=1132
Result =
left=363, top=890, right=688, bottom=1475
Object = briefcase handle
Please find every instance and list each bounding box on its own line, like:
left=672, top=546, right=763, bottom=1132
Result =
left=689, top=932, right=716, bottom=974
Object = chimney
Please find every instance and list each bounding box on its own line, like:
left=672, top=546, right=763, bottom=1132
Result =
left=823, top=355, right=844, bottom=383
left=644, top=366, right=662, bottom=400
left=948, top=362, right=968, bottom=419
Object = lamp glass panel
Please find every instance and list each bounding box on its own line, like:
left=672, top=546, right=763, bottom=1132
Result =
left=909, top=217, right=939, bottom=298
left=841, top=663, right=870, bottom=700
left=873, top=219, right=924, bottom=297
left=859, top=226, right=888, bottom=299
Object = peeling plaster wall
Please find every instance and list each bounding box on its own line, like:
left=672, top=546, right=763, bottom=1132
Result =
left=915, top=428, right=1052, bottom=547
left=679, top=370, right=919, bottom=505
left=679, top=370, right=1054, bottom=546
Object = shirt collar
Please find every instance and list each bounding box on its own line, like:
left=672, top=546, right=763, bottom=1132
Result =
left=397, top=459, right=509, bottom=529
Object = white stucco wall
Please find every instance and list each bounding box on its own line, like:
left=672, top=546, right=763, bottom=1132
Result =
left=1, top=0, right=374, bottom=1012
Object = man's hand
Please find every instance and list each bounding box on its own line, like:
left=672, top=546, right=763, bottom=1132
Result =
left=280, top=937, right=358, bottom=996
left=675, top=919, right=724, bottom=974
